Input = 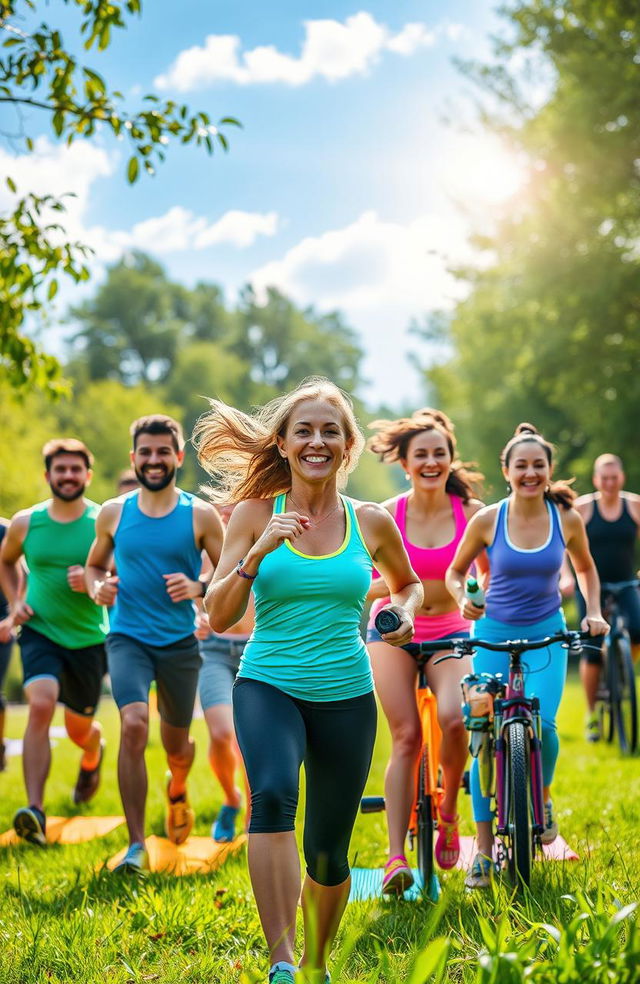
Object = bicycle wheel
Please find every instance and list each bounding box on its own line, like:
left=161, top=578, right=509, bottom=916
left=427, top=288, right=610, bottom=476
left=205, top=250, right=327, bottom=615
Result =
left=610, top=632, right=638, bottom=753
left=505, top=721, right=532, bottom=888
left=416, top=753, right=434, bottom=892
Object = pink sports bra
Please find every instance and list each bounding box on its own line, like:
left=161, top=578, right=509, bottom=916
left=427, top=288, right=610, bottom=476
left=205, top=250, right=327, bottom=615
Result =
left=395, top=492, right=467, bottom=582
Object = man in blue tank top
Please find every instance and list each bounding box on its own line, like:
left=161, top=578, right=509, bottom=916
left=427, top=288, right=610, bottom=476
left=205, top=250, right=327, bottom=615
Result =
left=575, top=454, right=640, bottom=741
left=86, top=415, right=224, bottom=872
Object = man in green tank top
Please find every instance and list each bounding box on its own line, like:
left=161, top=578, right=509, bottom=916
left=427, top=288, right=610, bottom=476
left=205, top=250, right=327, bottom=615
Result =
left=0, top=439, right=108, bottom=845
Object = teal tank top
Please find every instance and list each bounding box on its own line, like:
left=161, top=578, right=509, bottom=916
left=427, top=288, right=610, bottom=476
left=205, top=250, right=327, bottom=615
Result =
left=238, top=493, right=374, bottom=701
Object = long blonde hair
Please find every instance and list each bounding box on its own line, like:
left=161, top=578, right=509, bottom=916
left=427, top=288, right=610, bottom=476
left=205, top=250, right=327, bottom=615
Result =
left=193, top=376, right=365, bottom=502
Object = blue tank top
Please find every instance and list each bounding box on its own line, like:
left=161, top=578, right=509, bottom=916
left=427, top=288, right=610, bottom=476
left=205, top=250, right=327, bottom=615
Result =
left=485, top=498, right=565, bottom=625
left=111, top=490, right=202, bottom=646
left=238, top=493, right=374, bottom=701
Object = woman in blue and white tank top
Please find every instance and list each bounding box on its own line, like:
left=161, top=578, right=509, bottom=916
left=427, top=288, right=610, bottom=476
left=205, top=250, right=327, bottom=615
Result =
left=446, top=423, right=607, bottom=888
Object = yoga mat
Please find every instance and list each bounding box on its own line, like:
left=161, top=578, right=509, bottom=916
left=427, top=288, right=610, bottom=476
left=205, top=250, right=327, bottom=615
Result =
left=349, top=866, right=440, bottom=903
left=106, top=833, right=247, bottom=875
left=0, top=815, right=125, bottom=846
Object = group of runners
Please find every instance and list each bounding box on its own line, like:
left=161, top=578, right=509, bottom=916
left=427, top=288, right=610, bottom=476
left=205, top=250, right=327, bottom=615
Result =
left=0, top=377, right=636, bottom=984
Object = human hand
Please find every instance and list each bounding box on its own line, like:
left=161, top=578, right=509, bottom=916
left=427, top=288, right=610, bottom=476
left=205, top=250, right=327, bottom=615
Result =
left=253, top=511, right=311, bottom=559
left=582, top=614, right=609, bottom=637
left=377, top=606, right=415, bottom=647
left=93, top=575, right=119, bottom=606
left=67, top=565, right=87, bottom=593
left=195, top=610, right=212, bottom=640
left=0, top=616, right=15, bottom=643
left=10, top=599, right=33, bottom=626
left=163, top=572, right=202, bottom=603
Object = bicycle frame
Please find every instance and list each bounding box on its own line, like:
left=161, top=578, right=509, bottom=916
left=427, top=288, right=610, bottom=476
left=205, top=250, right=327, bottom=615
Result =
left=408, top=661, right=442, bottom=849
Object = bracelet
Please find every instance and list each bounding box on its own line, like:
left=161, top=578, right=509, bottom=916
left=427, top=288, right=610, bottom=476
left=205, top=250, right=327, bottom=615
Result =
left=236, top=559, right=257, bottom=581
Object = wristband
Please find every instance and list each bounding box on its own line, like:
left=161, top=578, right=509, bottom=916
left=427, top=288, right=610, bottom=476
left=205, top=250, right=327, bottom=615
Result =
left=236, top=559, right=257, bottom=581
left=199, top=579, right=208, bottom=597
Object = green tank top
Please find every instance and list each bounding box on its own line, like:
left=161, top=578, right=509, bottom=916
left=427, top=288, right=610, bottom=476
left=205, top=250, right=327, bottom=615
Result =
left=23, top=501, right=109, bottom=648
left=238, top=493, right=374, bottom=701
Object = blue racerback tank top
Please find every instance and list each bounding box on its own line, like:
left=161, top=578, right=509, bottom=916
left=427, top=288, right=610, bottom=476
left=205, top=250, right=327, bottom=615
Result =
left=485, top=498, right=565, bottom=625
left=238, top=493, right=374, bottom=701
left=110, top=490, right=202, bottom=646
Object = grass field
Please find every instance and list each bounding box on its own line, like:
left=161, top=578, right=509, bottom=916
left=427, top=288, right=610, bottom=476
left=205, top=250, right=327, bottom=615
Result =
left=1, top=671, right=639, bottom=983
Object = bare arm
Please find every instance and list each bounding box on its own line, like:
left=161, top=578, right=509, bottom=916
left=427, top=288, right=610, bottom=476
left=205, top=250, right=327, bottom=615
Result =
left=164, top=501, right=225, bottom=603
left=85, top=502, right=119, bottom=606
left=446, top=507, right=496, bottom=621
left=0, top=513, right=32, bottom=625
left=563, top=509, right=608, bottom=636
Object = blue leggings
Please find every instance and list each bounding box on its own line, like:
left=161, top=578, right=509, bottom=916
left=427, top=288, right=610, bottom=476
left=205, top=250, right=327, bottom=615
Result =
left=470, top=610, right=568, bottom=823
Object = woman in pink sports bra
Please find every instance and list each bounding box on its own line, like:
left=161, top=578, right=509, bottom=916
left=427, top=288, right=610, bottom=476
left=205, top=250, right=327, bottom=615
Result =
left=367, top=408, right=486, bottom=893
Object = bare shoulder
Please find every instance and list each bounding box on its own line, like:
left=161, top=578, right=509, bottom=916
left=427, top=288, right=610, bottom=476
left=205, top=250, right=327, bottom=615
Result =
left=96, top=497, right=124, bottom=533
left=351, top=498, right=392, bottom=529
left=472, top=502, right=499, bottom=529
left=190, top=494, right=219, bottom=520
left=463, top=497, right=485, bottom=519
left=622, top=491, right=640, bottom=523
left=560, top=506, right=584, bottom=537
left=378, top=493, right=402, bottom=516
left=229, top=498, right=273, bottom=535
left=6, top=508, right=33, bottom=539
left=574, top=492, right=595, bottom=508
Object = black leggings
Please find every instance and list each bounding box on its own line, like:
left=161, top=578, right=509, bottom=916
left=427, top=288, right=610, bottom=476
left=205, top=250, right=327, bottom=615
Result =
left=233, top=678, right=377, bottom=886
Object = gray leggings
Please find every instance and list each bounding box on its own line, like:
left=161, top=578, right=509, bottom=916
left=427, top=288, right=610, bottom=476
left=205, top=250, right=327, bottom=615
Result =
left=233, top=677, right=377, bottom=886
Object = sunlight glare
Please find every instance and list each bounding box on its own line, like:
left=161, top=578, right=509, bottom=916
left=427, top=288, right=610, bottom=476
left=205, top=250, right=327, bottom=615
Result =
left=439, top=135, right=528, bottom=209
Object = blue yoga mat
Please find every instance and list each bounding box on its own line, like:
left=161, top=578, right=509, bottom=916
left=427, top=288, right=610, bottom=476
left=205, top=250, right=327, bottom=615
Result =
left=349, top=867, right=440, bottom=903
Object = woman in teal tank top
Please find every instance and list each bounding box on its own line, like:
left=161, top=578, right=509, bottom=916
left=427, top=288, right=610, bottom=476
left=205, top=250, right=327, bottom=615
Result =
left=195, top=377, right=422, bottom=984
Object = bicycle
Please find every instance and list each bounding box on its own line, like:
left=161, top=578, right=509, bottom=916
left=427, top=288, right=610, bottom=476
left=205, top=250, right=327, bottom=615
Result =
left=597, top=580, right=638, bottom=753
left=408, top=629, right=588, bottom=890
left=360, top=609, right=444, bottom=896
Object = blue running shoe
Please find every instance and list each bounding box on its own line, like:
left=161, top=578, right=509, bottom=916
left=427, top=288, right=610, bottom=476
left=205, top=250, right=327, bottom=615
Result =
left=212, top=803, right=240, bottom=843
left=113, top=842, right=148, bottom=874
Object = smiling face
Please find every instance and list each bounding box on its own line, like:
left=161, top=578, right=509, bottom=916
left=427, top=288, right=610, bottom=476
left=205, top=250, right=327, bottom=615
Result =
left=401, top=428, right=452, bottom=492
left=277, top=397, right=351, bottom=484
left=503, top=440, right=552, bottom=499
left=131, top=431, right=184, bottom=492
left=46, top=453, right=92, bottom=502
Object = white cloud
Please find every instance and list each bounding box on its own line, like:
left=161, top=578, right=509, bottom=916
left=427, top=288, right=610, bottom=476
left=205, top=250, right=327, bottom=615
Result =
left=154, top=12, right=454, bottom=92
left=0, top=139, right=278, bottom=265
left=249, top=210, right=472, bottom=402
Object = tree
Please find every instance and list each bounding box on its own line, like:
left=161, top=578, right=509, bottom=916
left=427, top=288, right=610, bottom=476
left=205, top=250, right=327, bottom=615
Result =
left=419, top=0, right=640, bottom=493
left=0, top=0, right=239, bottom=393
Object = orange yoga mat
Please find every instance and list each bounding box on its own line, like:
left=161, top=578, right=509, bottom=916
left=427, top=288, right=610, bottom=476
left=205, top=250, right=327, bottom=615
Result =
left=0, top=815, right=125, bottom=846
left=106, top=833, right=247, bottom=875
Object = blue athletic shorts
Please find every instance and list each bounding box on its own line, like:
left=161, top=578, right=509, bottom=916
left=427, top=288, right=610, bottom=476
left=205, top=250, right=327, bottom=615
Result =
left=106, top=632, right=201, bottom=728
left=198, top=634, right=248, bottom=710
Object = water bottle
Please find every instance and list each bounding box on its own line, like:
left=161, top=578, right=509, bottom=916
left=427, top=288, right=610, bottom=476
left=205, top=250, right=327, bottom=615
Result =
left=465, top=576, right=485, bottom=610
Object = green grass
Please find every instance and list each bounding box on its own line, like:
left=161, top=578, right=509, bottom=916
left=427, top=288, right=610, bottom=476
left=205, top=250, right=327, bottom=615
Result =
left=1, top=672, right=639, bottom=982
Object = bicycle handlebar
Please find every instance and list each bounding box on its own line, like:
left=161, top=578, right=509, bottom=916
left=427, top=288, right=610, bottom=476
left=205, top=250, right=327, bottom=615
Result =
left=403, top=629, right=595, bottom=661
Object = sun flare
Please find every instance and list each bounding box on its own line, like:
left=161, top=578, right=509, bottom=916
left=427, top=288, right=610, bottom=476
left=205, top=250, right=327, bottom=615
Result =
left=440, top=135, right=528, bottom=209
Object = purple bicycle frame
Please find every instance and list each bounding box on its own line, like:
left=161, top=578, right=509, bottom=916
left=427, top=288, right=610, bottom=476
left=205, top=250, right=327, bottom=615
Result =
left=494, top=657, right=545, bottom=836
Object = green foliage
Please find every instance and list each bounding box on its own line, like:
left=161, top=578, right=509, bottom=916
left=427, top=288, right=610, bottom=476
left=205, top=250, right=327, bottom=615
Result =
left=420, top=0, right=640, bottom=494
left=0, top=1, right=240, bottom=393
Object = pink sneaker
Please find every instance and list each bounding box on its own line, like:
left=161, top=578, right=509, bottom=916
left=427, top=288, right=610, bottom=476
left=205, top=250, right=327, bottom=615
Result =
left=382, top=854, right=414, bottom=894
left=435, top=810, right=460, bottom=870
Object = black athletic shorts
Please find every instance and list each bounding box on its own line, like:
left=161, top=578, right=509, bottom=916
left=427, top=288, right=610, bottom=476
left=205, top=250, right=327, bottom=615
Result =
left=19, top=624, right=106, bottom=717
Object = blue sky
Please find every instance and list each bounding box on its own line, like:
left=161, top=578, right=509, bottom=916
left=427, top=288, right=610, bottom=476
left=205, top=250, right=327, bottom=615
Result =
left=1, top=1, right=526, bottom=406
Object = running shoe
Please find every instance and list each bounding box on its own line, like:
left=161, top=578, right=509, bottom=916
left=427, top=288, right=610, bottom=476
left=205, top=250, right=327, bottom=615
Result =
left=212, top=803, right=240, bottom=843
left=585, top=711, right=601, bottom=743
left=13, top=806, right=47, bottom=846
left=435, top=809, right=460, bottom=870
left=113, top=841, right=149, bottom=874
left=382, top=854, right=414, bottom=894
left=73, top=739, right=105, bottom=804
left=268, top=962, right=297, bottom=983
left=540, top=799, right=559, bottom=844
left=464, top=852, right=495, bottom=889
left=164, top=771, right=194, bottom=844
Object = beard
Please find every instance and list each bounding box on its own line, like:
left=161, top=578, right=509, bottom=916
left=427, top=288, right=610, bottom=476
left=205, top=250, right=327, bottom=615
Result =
left=49, top=480, right=86, bottom=502
left=134, top=463, right=176, bottom=492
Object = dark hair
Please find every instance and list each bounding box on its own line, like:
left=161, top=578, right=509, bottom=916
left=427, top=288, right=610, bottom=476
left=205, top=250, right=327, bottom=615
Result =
left=501, top=422, right=576, bottom=509
left=130, top=415, right=184, bottom=452
left=42, top=438, right=93, bottom=471
left=367, top=407, right=483, bottom=504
